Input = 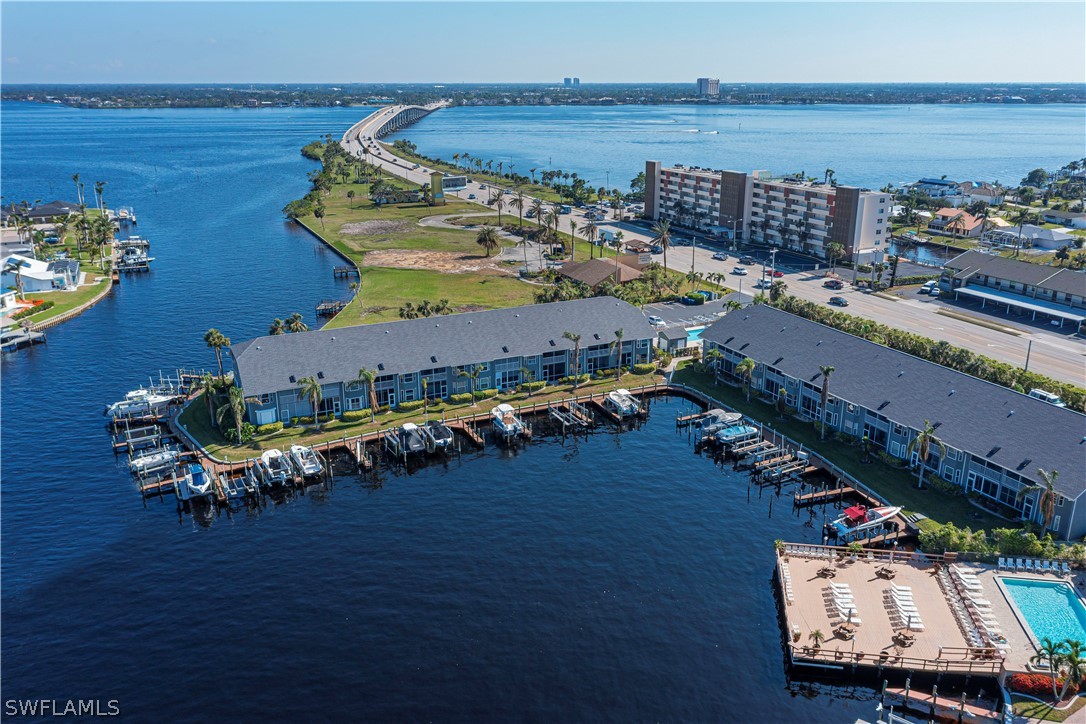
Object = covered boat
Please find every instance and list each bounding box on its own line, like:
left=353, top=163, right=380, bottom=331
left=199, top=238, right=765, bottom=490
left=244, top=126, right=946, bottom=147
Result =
left=694, top=409, right=744, bottom=434
left=398, top=423, right=427, bottom=454
left=604, top=389, right=642, bottom=418
left=105, top=388, right=174, bottom=417
left=129, top=447, right=179, bottom=474
left=714, top=424, right=760, bottom=445
left=423, top=420, right=455, bottom=450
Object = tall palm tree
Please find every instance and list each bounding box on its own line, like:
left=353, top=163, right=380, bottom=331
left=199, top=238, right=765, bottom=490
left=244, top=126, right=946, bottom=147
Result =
left=1012, top=207, right=1036, bottom=256
left=355, top=368, right=379, bottom=421
left=906, top=419, right=947, bottom=489
left=735, top=357, right=756, bottom=401
left=269, top=318, right=286, bottom=335
left=562, top=331, right=583, bottom=389
left=1059, top=640, right=1085, bottom=701
left=194, top=372, right=218, bottom=427
left=651, top=219, right=672, bottom=273
left=94, top=180, right=107, bottom=214
left=72, top=173, right=82, bottom=207
left=3, top=259, right=25, bottom=301
left=530, top=198, right=545, bottom=230
left=492, top=192, right=505, bottom=225
left=216, top=385, right=255, bottom=444
left=1018, top=468, right=1060, bottom=536
left=609, top=328, right=625, bottom=380
left=769, top=279, right=788, bottom=304
left=203, top=328, right=230, bottom=378
left=476, top=226, right=500, bottom=257
left=286, top=312, right=308, bottom=333
left=582, top=218, right=598, bottom=259
left=568, top=219, right=578, bottom=261
left=818, top=365, right=835, bottom=440
left=613, top=231, right=624, bottom=278
left=298, top=376, right=324, bottom=431
left=456, top=365, right=483, bottom=406
left=1030, top=637, right=1068, bottom=701
left=510, top=189, right=527, bottom=229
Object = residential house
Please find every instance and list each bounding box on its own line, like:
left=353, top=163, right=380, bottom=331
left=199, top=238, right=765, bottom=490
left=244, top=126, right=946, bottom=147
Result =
left=982, top=224, right=1077, bottom=251
left=1041, top=209, right=1086, bottom=230
left=701, top=305, right=1086, bottom=539
left=957, top=182, right=1005, bottom=206
left=1, top=254, right=83, bottom=293
left=231, top=297, right=654, bottom=424
left=558, top=258, right=642, bottom=289
left=928, top=208, right=985, bottom=238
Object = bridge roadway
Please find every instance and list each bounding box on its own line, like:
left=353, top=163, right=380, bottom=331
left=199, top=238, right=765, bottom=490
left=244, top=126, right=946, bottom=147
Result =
left=338, top=107, right=1086, bottom=387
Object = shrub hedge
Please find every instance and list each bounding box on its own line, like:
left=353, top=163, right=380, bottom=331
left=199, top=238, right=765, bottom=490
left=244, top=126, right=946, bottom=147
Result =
left=1006, top=672, right=1075, bottom=698
left=448, top=393, right=473, bottom=404
left=397, top=399, right=426, bottom=412
left=340, top=409, right=371, bottom=422
left=474, top=388, right=499, bottom=400
left=12, top=301, right=55, bottom=320
left=631, top=363, right=656, bottom=375
left=255, top=421, right=283, bottom=435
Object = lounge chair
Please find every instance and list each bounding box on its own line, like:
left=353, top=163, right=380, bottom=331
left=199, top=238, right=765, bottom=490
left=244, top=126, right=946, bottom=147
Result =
left=890, top=583, right=912, bottom=593
left=1043, top=560, right=1055, bottom=574
left=1016, top=558, right=1026, bottom=572
left=1026, top=559, right=1036, bottom=573
left=1062, top=561, right=1072, bottom=575
left=998, top=557, right=1006, bottom=570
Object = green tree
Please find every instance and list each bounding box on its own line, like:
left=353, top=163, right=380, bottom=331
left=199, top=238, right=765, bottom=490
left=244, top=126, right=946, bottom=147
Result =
left=510, top=189, right=527, bottom=229
left=818, top=365, right=835, bottom=440
left=355, top=368, right=380, bottom=422
left=346, top=189, right=355, bottom=208
left=456, top=365, right=483, bottom=406
left=531, top=198, right=545, bottom=230
left=735, top=357, right=756, bottom=401
left=906, top=419, right=947, bottom=489
left=1031, top=637, right=1068, bottom=701
left=203, top=328, right=230, bottom=378
left=582, top=218, right=598, bottom=259
left=194, top=372, right=218, bottom=428
left=269, top=318, right=286, bottom=335
left=314, top=202, right=326, bottom=231
left=568, top=218, right=578, bottom=261
left=769, top=279, right=788, bottom=304
left=298, top=376, right=324, bottom=431
left=808, top=629, right=825, bottom=650
left=476, top=225, right=501, bottom=257
left=1018, top=469, right=1061, bottom=536
left=286, top=312, right=309, bottom=333
left=493, top=191, right=505, bottom=225
left=609, top=328, right=624, bottom=380
left=1021, top=168, right=1049, bottom=189
left=519, top=366, right=537, bottom=397
left=1059, top=640, right=1086, bottom=701
left=651, top=219, right=672, bottom=273
left=216, top=385, right=255, bottom=444
left=563, top=331, right=583, bottom=389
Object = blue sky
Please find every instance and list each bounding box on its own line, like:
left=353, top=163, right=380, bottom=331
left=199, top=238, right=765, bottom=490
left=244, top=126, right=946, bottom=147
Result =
left=3, top=2, right=1084, bottom=84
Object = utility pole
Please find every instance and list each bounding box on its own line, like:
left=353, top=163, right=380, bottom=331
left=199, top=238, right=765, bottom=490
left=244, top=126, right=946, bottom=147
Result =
left=1024, top=339, right=1033, bottom=372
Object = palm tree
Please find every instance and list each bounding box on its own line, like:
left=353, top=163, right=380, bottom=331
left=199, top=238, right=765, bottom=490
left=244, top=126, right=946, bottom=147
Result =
left=531, top=198, right=545, bottom=230
left=216, top=385, right=254, bottom=444
left=769, top=279, right=788, bottom=304
left=3, top=258, right=25, bottom=301
left=510, top=189, right=527, bottom=229
left=651, top=219, right=672, bottom=273
left=476, top=226, right=500, bottom=257
left=194, top=372, right=218, bottom=428
left=269, top=318, right=286, bottom=335
left=94, top=180, right=107, bottom=214
left=493, top=192, right=505, bottom=225
left=1031, top=637, right=1068, bottom=701
left=203, top=328, right=230, bottom=378
left=347, top=189, right=355, bottom=208
left=818, top=365, right=835, bottom=440
left=298, top=376, right=324, bottom=431
left=1018, top=468, right=1061, bottom=536
left=286, top=312, right=308, bottom=333
left=1059, top=640, right=1085, bottom=701
left=1012, top=207, right=1036, bottom=255
left=808, top=629, right=826, bottom=650
left=906, top=419, right=947, bottom=489
left=568, top=219, right=578, bottom=261
left=609, top=328, right=625, bottom=380
left=314, top=202, right=326, bottom=231
left=72, top=173, right=82, bottom=207
left=456, top=365, right=483, bottom=406
left=735, top=357, right=756, bottom=401
left=563, top=331, right=583, bottom=389
left=529, top=168, right=537, bottom=183
left=355, top=368, right=379, bottom=421
left=519, top=366, right=538, bottom=397
left=582, top=218, right=598, bottom=259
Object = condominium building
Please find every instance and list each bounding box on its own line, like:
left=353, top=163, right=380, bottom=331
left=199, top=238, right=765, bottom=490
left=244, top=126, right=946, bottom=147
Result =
left=696, top=77, right=720, bottom=97
left=644, top=161, right=891, bottom=262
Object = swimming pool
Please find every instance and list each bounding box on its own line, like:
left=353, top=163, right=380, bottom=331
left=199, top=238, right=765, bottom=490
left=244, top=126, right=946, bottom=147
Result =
left=687, top=326, right=705, bottom=343
left=1001, top=577, right=1086, bottom=645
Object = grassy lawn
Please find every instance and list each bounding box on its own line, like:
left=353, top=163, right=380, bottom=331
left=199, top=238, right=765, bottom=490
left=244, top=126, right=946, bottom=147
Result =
left=182, top=370, right=664, bottom=461
left=324, top=266, right=536, bottom=327
left=13, top=276, right=111, bottom=324
left=1012, top=695, right=1086, bottom=722
left=381, top=144, right=565, bottom=203
left=671, top=365, right=1007, bottom=531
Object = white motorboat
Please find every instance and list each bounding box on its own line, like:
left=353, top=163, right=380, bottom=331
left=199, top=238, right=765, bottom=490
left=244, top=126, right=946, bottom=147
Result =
left=105, top=388, right=174, bottom=417
left=289, top=444, right=323, bottom=478
left=423, top=420, right=455, bottom=450
left=833, top=505, right=902, bottom=536
left=604, top=388, right=642, bottom=418
left=129, top=447, right=179, bottom=474
left=491, top=403, right=524, bottom=437
left=178, top=463, right=212, bottom=500
left=257, top=448, right=292, bottom=486
left=694, top=409, right=743, bottom=434
left=714, top=424, right=760, bottom=445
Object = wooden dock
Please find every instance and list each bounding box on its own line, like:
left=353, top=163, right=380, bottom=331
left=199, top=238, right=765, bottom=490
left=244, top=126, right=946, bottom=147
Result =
left=588, top=398, right=621, bottom=423
left=794, top=484, right=856, bottom=506
left=676, top=411, right=705, bottom=427
left=315, top=299, right=347, bottom=316
left=448, top=422, right=484, bottom=448
left=732, top=439, right=773, bottom=456
left=333, top=265, right=358, bottom=279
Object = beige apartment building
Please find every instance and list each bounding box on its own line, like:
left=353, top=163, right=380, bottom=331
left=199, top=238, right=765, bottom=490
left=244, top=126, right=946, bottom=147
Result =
left=644, top=161, right=891, bottom=262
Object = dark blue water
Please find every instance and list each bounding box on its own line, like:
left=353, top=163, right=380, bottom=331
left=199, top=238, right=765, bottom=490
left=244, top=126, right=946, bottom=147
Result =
left=1, top=102, right=872, bottom=720
left=390, top=103, right=1086, bottom=192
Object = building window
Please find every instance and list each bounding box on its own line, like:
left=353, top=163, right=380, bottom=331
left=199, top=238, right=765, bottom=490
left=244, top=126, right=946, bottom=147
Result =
left=876, top=230, right=882, bottom=235
left=259, top=394, right=272, bottom=405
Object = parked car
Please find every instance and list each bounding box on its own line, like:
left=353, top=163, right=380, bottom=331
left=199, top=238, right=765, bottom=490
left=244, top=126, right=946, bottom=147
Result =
left=739, top=256, right=756, bottom=264
left=770, top=270, right=785, bottom=278
left=1028, top=388, right=1067, bottom=407
left=712, top=252, right=728, bottom=261
left=823, top=279, right=845, bottom=290
left=467, top=194, right=476, bottom=200
left=928, top=287, right=941, bottom=297
left=753, top=279, right=772, bottom=289
left=647, top=315, right=665, bottom=328
left=479, top=184, right=487, bottom=190
left=829, top=296, right=849, bottom=307
left=732, top=266, right=748, bottom=276
left=651, top=245, right=664, bottom=254
left=919, top=280, right=937, bottom=293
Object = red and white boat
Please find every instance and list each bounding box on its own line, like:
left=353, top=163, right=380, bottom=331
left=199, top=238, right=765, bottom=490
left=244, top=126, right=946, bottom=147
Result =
left=832, top=504, right=902, bottom=535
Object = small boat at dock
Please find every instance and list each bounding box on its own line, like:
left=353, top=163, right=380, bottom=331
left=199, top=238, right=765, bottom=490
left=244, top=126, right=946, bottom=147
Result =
left=105, top=388, right=175, bottom=418
left=255, top=448, right=292, bottom=487
left=423, top=420, right=455, bottom=451
left=832, top=505, right=902, bottom=537
left=714, top=423, right=760, bottom=446
left=604, top=388, right=642, bottom=418
left=398, top=423, right=427, bottom=454
left=177, top=463, right=212, bottom=501
left=694, top=409, right=743, bottom=434
left=289, top=444, right=324, bottom=478
left=491, top=403, right=526, bottom=439
left=129, top=447, right=179, bottom=475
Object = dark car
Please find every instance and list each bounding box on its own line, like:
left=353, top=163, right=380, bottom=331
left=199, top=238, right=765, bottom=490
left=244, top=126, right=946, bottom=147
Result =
left=740, top=256, right=756, bottom=264
left=829, top=296, right=849, bottom=307
left=823, top=279, right=844, bottom=290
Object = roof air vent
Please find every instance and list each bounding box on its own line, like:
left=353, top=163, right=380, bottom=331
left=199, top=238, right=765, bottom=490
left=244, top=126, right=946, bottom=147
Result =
left=289, top=375, right=296, bottom=383
left=317, top=372, right=324, bottom=379
left=593, top=334, right=601, bottom=340
left=256, top=346, right=262, bottom=351
left=502, top=346, right=509, bottom=353
left=378, top=363, right=384, bottom=371
left=987, top=446, right=1001, bottom=457
left=949, top=390, right=955, bottom=396
left=898, top=371, right=905, bottom=377
left=549, top=340, right=556, bottom=347
left=878, top=401, right=890, bottom=410
left=431, top=356, right=437, bottom=363
left=385, top=330, right=390, bottom=334
left=331, top=337, right=335, bottom=341
left=1008, top=410, right=1015, bottom=417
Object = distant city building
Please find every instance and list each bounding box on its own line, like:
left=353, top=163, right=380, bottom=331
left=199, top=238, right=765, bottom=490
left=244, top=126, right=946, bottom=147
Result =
left=696, top=77, right=720, bottom=97
left=572, top=77, right=580, bottom=87
left=747, top=92, right=770, bottom=102
left=563, top=77, right=572, bottom=87
left=644, top=161, right=890, bottom=262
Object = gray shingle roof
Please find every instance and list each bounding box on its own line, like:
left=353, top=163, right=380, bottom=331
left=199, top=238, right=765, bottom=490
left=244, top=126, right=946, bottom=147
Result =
left=947, top=250, right=1086, bottom=297
left=232, top=297, right=653, bottom=396
left=701, top=305, right=1086, bottom=500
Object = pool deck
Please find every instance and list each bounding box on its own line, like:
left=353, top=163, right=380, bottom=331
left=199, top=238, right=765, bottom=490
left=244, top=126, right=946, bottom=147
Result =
left=778, top=544, right=1085, bottom=677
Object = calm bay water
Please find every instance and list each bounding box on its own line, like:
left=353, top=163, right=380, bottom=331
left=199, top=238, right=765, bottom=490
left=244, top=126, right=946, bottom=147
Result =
left=1, top=100, right=1062, bottom=719
left=390, top=103, right=1086, bottom=192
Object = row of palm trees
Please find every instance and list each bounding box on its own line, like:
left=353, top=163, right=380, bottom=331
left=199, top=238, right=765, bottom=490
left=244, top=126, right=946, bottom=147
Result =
left=398, top=299, right=451, bottom=319
left=1031, top=637, right=1086, bottom=702
left=268, top=313, right=309, bottom=335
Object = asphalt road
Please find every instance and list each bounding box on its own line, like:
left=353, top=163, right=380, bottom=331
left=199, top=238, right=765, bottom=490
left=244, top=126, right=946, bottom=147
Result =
left=342, top=107, right=1086, bottom=387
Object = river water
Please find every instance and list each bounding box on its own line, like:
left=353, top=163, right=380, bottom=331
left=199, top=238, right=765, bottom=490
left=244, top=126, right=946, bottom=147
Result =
left=1, top=100, right=1066, bottom=719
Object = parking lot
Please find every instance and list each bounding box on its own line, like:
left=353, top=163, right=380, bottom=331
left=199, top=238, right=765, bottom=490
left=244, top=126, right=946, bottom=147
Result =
left=643, top=293, right=749, bottom=331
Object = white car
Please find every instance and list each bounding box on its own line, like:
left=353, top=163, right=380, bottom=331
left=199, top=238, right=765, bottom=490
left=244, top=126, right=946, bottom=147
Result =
left=647, top=315, right=665, bottom=327
left=732, top=266, right=748, bottom=276
left=753, top=279, right=772, bottom=289
left=712, top=252, right=728, bottom=261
